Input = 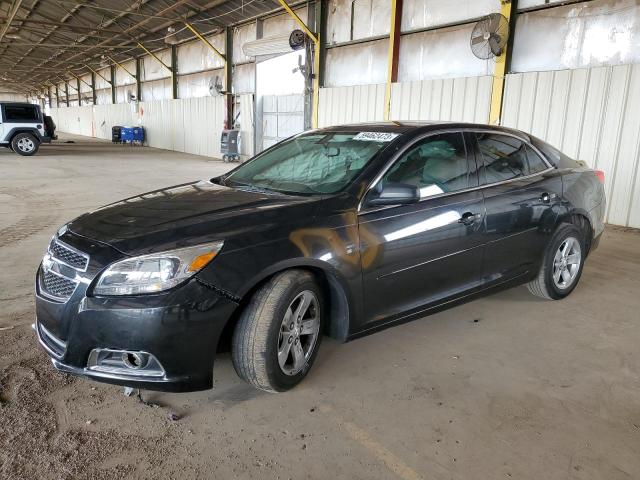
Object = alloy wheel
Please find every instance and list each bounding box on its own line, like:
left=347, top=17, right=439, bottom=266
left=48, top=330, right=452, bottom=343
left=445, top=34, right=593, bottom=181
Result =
left=552, top=236, right=581, bottom=289
left=17, top=137, right=35, bottom=153
left=277, top=290, right=320, bottom=376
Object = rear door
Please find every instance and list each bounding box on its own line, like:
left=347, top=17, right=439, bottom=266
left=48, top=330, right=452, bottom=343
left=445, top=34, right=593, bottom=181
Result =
left=359, top=132, right=486, bottom=326
left=467, top=131, right=562, bottom=283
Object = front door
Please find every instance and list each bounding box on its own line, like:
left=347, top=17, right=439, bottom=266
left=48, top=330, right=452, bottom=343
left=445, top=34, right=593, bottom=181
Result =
left=467, top=132, right=563, bottom=283
left=359, top=132, right=486, bottom=326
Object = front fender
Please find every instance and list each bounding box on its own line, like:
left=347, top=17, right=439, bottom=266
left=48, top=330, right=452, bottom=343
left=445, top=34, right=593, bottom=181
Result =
left=197, top=233, right=363, bottom=341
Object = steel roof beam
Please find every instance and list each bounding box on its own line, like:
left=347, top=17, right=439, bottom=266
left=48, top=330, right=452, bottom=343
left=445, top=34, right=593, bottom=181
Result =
left=0, top=0, right=24, bottom=42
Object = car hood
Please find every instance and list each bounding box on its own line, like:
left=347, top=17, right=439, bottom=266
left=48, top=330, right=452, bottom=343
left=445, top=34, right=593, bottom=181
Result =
left=68, top=180, right=322, bottom=255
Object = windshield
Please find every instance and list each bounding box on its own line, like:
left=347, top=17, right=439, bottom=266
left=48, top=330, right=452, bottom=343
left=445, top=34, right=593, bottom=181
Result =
left=223, top=131, right=397, bottom=195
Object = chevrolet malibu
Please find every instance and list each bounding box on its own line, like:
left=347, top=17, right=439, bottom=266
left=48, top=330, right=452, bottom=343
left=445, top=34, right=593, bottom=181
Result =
left=34, top=122, right=605, bottom=393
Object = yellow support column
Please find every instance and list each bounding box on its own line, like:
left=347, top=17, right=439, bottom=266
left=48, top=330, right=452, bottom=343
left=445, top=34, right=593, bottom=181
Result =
left=489, top=0, right=516, bottom=125
left=384, top=0, right=402, bottom=121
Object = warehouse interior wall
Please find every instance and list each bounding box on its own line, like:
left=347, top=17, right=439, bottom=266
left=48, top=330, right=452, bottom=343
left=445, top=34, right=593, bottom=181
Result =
left=50, top=96, right=227, bottom=158
left=502, top=64, right=640, bottom=229
left=39, top=0, right=640, bottom=228
left=316, top=0, right=640, bottom=228
left=0, top=92, right=27, bottom=102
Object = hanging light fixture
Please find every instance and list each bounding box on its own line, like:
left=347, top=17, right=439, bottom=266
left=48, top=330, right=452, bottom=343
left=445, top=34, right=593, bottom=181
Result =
left=165, top=26, right=179, bottom=45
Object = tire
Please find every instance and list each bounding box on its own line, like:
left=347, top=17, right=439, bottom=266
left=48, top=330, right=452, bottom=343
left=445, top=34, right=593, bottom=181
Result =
left=11, top=133, right=40, bottom=156
left=527, top=223, right=586, bottom=300
left=232, top=270, right=325, bottom=392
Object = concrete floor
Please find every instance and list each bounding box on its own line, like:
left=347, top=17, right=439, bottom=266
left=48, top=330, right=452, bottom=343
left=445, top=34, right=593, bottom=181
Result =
left=1, top=135, right=639, bottom=480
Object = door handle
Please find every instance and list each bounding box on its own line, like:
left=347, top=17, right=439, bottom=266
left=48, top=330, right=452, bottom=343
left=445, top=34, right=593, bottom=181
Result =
left=458, top=212, right=481, bottom=226
left=540, top=192, right=557, bottom=203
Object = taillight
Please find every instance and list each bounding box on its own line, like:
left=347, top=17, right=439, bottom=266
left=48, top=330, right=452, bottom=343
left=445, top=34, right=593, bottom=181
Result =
left=594, top=170, right=605, bottom=184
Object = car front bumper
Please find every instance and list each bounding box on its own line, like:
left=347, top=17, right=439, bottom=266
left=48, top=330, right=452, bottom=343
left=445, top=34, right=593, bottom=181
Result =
left=35, top=278, right=238, bottom=392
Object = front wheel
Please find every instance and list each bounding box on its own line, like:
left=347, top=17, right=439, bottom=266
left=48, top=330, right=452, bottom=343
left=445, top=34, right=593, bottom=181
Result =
left=11, top=133, right=40, bottom=156
left=527, top=223, right=586, bottom=300
left=232, top=270, right=324, bottom=392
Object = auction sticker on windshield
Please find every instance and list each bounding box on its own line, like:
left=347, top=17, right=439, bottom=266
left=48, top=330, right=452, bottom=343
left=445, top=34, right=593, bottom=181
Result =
left=353, top=132, right=399, bottom=142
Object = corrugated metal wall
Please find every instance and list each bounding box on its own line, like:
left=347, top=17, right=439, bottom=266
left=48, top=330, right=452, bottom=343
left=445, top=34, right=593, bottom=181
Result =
left=262, top=94, right=305, bottom=149
left=50, top=96, right=226, bottom=158
left=390, top=76, right=493, bottom=122
left=318, top=84, right=385, bottom=127
left=92, top=104, right=135, bottom=139
left=502, top=64, right=640, bottom=228
left=317, top=76, right=491, bottom=127
left=238, top=93, right=255, bottom=158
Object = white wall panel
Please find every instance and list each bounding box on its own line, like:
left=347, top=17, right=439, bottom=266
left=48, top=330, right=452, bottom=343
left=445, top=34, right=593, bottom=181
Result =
left=80, top=74, right=92, bottom=94
left=263, top=8, right=307, bottom=38
left=178, top=96, right=225, bottom=158
left=318, top=83, right=385, bottom=127
left=141, top=49, right=172, bottom=81
left=96, top=88, right=111, bottom=105
left=402, top=0, right=500, bottom=32
left=49, top=106, right=95, bottom=137
left=389, top=76, right=492, bottom=123
left=502, top=64, right=640, bottom=228
left=93, top=103, right=135, bottom=139
left=178, top=70, right=224, bottom=98
left=518, top=0, right=567, bottom=7
left=50, top=97, right=226, bottom=159
left=238, top=93, right=255, bottom=158
left=233, top=63, right=255, bottom=94
left=0, top=92, right=26, bottom=101
left=140, top=78, right=172, bottom=102
left=512, top=0, right=640, bottom=72
left=325, top=39, right=387, bottom=87
left=327, top=0, right=390, bottom=44
left=233, top=23, right=256, bottom=64
left=95, top=68, right=111, bottom=90
left=399, top=25, right=494, bottom=81
left=115, top=60, right=136, bottom=86
left=178, top=33, right=225, bottom=74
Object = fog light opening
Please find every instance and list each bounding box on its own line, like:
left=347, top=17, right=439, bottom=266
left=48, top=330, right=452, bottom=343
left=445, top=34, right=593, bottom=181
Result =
left=122, top=352, right=147, bottom=370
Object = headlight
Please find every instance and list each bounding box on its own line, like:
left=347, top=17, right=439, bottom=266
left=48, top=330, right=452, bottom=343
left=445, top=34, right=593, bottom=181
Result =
left=93, top=241, right=223, bottom=296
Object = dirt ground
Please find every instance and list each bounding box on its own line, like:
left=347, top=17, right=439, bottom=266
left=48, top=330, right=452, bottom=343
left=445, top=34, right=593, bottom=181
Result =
left=1, top=135, right=639, bottom=480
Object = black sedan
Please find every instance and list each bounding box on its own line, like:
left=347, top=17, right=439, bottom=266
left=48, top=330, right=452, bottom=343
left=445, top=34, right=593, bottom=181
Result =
left=34, top=122, right=606, bottom=393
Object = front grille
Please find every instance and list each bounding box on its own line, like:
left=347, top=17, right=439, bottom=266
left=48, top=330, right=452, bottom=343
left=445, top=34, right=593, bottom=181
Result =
left=50, top=240, right=88, bottom=270
left=38, top=322, right=67, bottom=358
left=41, top=270, right=78, bottom=300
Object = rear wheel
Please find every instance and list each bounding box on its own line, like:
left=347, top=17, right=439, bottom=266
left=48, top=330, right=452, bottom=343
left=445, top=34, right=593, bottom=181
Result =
left=527, top=223, right=585, bottom=300
left=11, top=133, right=40, bottom=156
left=232, top=270, right=324, bottom=392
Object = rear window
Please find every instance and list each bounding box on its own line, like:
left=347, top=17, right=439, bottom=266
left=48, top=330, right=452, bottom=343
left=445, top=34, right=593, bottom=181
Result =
left=475, top=133, right=528, bottom=184
left=530, top=136, right=576, bottom=168
left=3, top=105, right=40, bottom=122
left=525, top=145, right=550, bottom=174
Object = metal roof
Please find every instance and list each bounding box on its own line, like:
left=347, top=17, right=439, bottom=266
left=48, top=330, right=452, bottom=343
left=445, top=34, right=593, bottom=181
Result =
left=0, top=0, right=287, bottom=93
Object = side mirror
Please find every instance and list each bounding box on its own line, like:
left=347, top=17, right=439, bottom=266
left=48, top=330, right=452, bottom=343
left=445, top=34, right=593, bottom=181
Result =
left=366, top=182, right=420, bottom=206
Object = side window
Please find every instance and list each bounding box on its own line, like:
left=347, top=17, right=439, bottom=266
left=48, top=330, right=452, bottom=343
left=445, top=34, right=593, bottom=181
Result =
left=4, top=106, right=39, bottom=122
left=475, top=133, right=527, bottom=184
left=525, top=145, right=549, bottom=174
left=382, top=133, right=470, bottom=198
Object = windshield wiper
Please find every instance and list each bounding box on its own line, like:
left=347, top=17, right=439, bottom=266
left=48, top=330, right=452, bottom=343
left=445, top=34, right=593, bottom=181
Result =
left=231, top=181, right=280, bottom=195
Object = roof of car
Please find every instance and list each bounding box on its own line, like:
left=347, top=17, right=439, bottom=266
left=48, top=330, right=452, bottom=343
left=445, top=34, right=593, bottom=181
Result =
left=317, top=121, right=528, bottom=138
left=0, top=101, right=37, bottom=106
